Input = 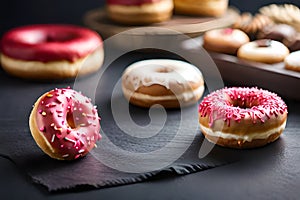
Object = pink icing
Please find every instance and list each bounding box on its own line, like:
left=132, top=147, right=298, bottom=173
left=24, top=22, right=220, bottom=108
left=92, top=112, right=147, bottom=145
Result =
left=222, top=28, right=234, bottom=35
left=198, top=87, right=287, bottom=127
left=35, top=88, right=101, bottom=160
left=106, top=0, right=162, bottom=6
left=0, top=24, right=103, bottom=62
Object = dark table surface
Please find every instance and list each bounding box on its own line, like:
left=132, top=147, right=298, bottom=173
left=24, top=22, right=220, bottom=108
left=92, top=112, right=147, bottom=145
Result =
left=1, top=1, right=300, bottom=199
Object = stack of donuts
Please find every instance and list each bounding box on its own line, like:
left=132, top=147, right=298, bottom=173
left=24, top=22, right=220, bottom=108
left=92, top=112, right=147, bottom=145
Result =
left=202, top=3, right=300, bottom=72
left=105, top=0, right=229, bottom=25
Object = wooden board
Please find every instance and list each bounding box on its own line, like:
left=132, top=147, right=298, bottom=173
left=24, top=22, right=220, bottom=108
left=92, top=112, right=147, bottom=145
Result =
left=183, top=37, right=300, bottom=101
left=210, top=52, right=300, bottom=101
left=83, top=7, right=239, bottom=39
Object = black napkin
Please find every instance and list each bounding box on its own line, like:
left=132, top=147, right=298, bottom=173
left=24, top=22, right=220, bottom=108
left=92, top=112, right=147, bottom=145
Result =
left=0, top=53, right=240, bottom=192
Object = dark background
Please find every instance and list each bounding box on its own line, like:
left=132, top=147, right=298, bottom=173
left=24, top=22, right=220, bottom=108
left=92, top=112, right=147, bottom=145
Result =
left=1, top=0, right=300, bottom=36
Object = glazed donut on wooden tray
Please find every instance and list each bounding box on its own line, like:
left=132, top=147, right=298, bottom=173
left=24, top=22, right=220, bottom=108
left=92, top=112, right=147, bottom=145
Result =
left=198, top=87, right=288, bottom=149
left=284, top=50, right=300, bottom=72
left=237, top=39, right=289, bottom=64
left=29, top=88, right=101, bottom=160
left=0, top=24, right=104, bottom=79
left=122, top=59, right=205, bottom=108
left=106, top=0, right=174, bottom=25
left=203, top=28, right=250, bottom=55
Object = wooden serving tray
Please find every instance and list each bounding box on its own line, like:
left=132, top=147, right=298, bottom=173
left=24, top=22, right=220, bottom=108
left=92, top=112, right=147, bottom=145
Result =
left=210, top=52, right=300, bottom=101
left=183, top=38, right=300, bottom=101
left=83, top=7, right=239, bottom=39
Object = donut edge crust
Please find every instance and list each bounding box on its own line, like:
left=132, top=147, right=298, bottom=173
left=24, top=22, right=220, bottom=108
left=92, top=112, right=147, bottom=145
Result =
left=107, top=9, right=173, bottom=25
left=174, top=0, right=228, bottom=17
left=125, top=90, right=204, bottom=108
left=285, top=63, right=300, bottom=72
left=201, top=129, right=283, bottom=149
left=106, top=0, right=174, bottom=25
left=29, top=93, right=64, bottom=160
left=123, top=84, right=205, bottom=109
left=0, top=47, right=104, bottom=80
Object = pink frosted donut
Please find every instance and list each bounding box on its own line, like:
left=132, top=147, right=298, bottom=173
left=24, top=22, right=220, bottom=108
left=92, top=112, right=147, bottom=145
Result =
left=0, top=24, right=104, bottom=79
left=198, top=87, right=287, bottom=149
left=29, top=88, right=101, bottom=160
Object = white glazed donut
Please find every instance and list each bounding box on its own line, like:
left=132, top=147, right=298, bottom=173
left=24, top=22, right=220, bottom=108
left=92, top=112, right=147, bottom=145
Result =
left=237, top=39, right=289, bottom=64
left=284, top=50, right=300, bottom=72
left=122, top=59, right=205, bottom=108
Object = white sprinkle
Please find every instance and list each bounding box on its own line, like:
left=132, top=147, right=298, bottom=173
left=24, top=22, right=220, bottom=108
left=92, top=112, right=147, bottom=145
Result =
left=64, top=137, right=76, bottom=144
left=78, top=149, right=85, bottom=153
left=62, top=154, right=69, bottom=158
left=51, top=134, right=55, bottom=143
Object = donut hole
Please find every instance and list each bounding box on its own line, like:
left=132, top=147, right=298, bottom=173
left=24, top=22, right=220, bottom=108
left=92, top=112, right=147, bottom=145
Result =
left=66, top=112, right=77, bottom=129
left=231, top=99, right=259, bottom=109
left=155, top=67, right=173, bottom=73
left=45, top=33, right=77, bottom=43
left=21, top=31, right=77, bottom=44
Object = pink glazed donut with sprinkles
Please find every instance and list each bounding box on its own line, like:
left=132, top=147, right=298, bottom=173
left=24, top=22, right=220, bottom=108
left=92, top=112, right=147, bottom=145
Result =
left=198, top=87, right=287, bottom=149
left=29, top=88, right=101, bottom=160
